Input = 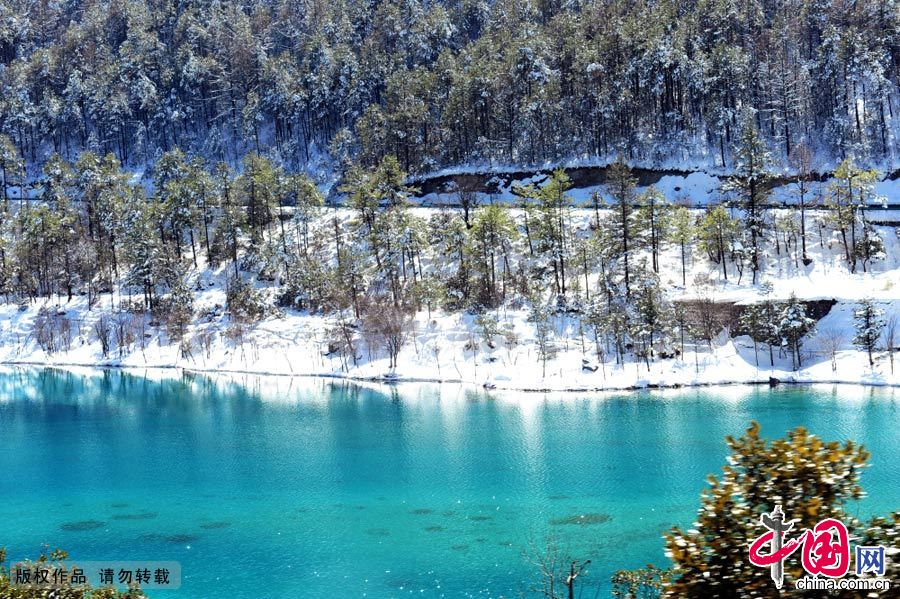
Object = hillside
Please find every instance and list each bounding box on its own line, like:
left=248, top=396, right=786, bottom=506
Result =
left=1, top=0, right=898, bottom=182
left=2, top=157, right=899, bottom=391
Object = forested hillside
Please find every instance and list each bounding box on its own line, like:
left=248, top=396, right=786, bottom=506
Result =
left=1, top=0, right=899, bottom=178
left=1, top=0, right=899, bottom=388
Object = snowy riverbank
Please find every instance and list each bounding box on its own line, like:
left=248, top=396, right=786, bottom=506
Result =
left=2, top=293, right=899, bottom=392
left=1, top=199, right=899, bottom=393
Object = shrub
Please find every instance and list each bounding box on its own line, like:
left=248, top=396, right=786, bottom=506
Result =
left=33, top=307, right=73, bottom=354
left=226, top=276, right=267, bottom=323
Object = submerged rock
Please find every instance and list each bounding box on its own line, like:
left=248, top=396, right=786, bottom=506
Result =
left=365, top=528, right=391, bottom=537
left=549, top=513, right=611, bottom=526
left=164, top=534, right=200, bottom=544
left=468, top=514, right=493, bottom=522
left=111, top=512, right=157, bottom=521
left=60, top=520, right=105, bottom=532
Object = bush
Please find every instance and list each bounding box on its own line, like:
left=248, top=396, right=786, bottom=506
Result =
left=153, top=281, right=193, bottom=342
left=93, top=315, right=112, bottom=357
left=360, top=295, right=414, bottom=369
left=0, top=547, right=147, bottom=598
left=33, top=307, right=73, bottom=354
left=226, top=276, right=267, bottom=323
left=614, top=422, right=900, bottom=597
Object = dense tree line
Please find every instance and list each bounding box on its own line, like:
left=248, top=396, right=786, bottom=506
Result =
left=1, top=0, right=898, bottom=178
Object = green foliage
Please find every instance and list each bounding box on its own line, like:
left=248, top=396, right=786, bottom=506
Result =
left=238, top=154, right=283, bottom=244
left=601, top=159, right=645, bottom=298
left=0, top=547, right=147, bottom=598
left=779, top=293, right=816, bottom=370
left=853, top=298, right=886, bottom=367
left=826, top=159, right=883, bottom=271
left=469, top=204, right=517, bottom=308
left=4, top=0, right=896, bottom=172
left=226, top=276, right=267, bottom=323
left=611, top=564, right=671, bottom=599
left=663, top=422, right=872, bottom=596
left=527, top=298, right=557, bottom=378
left=697, top=205, right=738, bottom=281
left=515, top=169, right=573, bottom=297
left=722, top=112, right=772, bottom=283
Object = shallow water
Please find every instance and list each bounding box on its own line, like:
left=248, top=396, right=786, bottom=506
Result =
left=1, top=369, right=898, bottom=598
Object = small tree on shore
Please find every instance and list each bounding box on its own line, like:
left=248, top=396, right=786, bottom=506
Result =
left=528, top=300, right=557, bottom=378
left=817, top=328, right=846, bottom=372
left=853, top=298, right=885, bottom=367
left=884, top=314, right=897, bottom=374
left=779, top=294, right=816, bottom=370
left=361, top=295, right=414, bottom=370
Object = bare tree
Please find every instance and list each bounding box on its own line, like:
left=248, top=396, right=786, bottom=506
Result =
left=817, top=328, right=846, bottom=372
left=94, top=315, right=112, bottom=358
left=361, top=295, right=414, bottom=370
left=327, top=313, right=359, bottom=371
left=526, top=539, right=590, bottom=599
left=884, top=314, right=897, bottom=374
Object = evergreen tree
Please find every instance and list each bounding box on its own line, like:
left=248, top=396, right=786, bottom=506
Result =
left=662, top=422, right=874, bottom=596
left=469, top=204, right=517, bottom=308
left=637, top=187, right=669, bottom=274
left=604, top=159, right=642, bottom=298
left=826, top=159, right=881, bottom=272
left=779, top=294, right=816, bottom=370
left=669, top=205, right=694, bottom=287
left=853, top=298, right=886, bottom=367
left=516, top=169, right=573, bottom=297
left=722, top=113, right=771, bottom=284
left=0, top=135, right=24, bottom=205
left=697, top=205, right=737, bottom=281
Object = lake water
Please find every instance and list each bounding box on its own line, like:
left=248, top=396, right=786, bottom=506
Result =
left=1, top=368, right=898, bottom=598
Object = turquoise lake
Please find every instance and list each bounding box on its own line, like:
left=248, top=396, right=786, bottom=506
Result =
left=1, top=368, right=898, bottom=598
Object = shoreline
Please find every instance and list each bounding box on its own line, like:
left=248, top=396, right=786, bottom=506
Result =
left=5, top=358, right=900, bottom=393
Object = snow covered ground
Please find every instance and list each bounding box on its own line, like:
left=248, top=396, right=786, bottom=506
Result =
left=1, top=185, right=899, bottom=391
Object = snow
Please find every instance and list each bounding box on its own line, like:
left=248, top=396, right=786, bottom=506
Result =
left=2, top=196, right=900, bottom=392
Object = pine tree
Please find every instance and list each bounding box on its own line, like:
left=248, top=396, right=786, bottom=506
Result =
left=779, top=294, right=816, bottom=370
left=516, top=169, right=573, bottom=297
left=0, top=135, right=24, bottom=205
left=697, top=205, right=737, bottom=281
left=853, top=299, right=886, bottom=367
left=827, top=159, right=881, bottom=272
left=637, top=187, right=669, bottom=274
left=469, top=204, right=517, bottom=308
left=722, top=113, right=771, bottom=284
left=669, top=206, right=694, bottom=287
left=630, top=265, right=670, bottom=369
left=604, top=159, right=642, bottom=298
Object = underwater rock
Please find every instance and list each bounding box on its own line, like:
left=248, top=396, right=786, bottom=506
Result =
left=549, top=513, right=611, bottom=526
left=111, top=512, right=157, bottom=521
left=365, top=528, right=391, bottom=537
left=60, top=520, right=105, bottom=532
left=164, top=534, right=200, bottom=544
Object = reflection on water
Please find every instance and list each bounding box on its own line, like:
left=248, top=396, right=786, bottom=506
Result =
left=1, top=367, right=898, bottom=598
